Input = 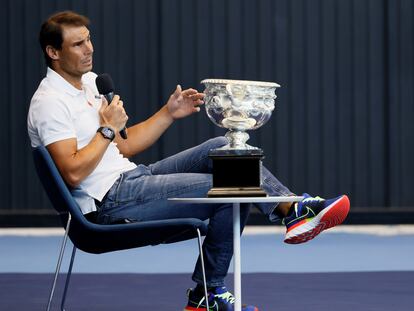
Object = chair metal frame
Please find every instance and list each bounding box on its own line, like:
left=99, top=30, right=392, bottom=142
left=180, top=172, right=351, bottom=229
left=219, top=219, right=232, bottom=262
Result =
left=32, top=146, right=209, bottom=311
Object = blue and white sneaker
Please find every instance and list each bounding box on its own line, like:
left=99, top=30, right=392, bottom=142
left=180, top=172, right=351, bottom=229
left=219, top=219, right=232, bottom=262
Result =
left=283, top=193, right=350, bottom=244
left=184, top=286, right=258, bottom=311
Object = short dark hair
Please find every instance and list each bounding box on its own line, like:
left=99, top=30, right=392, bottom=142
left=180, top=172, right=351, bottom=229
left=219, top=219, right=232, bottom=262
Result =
left=39, top=11, right=90, bottom=67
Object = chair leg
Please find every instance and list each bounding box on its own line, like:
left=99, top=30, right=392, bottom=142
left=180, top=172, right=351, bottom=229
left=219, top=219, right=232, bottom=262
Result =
left=46, top=214, right=72, bottom=311
left=60, top=245, right=77, bottom=311
left=196, top=228, right=209, bottom=310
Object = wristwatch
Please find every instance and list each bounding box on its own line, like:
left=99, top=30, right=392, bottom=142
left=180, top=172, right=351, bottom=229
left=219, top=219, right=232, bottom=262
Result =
left=97, top=126, right=115, bottom=141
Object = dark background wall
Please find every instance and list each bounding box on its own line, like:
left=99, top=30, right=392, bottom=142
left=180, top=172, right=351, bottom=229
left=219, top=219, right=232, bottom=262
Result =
left=1, top=0, right=413, bottom=225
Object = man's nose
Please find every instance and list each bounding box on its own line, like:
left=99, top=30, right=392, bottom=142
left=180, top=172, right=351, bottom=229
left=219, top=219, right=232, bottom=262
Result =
left=85, top=41, right=94, bottom=54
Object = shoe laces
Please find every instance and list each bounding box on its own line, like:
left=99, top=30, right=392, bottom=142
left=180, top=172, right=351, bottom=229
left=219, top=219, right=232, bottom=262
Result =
left=187, top=289, right=216, bottom=309
left=302, top=195, right=324, bottom=204
left=282, top=195, right=325, bottom=225
left=300, top=196, right=324, bottom=209
left=196, top=295, right=207, bottom=308
left=214, top=290, right=235, bottom=304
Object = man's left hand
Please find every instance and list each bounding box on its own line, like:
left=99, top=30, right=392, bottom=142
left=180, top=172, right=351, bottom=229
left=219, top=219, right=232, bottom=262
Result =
left=166, top=85, right=205, bottom=120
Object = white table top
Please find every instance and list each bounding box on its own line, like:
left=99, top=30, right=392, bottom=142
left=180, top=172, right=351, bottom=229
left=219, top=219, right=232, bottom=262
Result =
left=169, top=196, right=304, bottom=204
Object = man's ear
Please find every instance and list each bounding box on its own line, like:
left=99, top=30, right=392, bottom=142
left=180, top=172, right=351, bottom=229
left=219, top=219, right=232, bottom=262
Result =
left=46, top=45, right=59, bottom=61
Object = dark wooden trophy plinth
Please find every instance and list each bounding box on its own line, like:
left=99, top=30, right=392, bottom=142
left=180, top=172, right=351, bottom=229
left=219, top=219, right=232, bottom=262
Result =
left=207, top=149, right=267, bottom=197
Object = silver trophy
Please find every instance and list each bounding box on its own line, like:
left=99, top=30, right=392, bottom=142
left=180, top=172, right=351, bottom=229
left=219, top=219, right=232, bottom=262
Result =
left=201, top=79, right=280, bottom=197
left=201, top=79, right=280, bottom=150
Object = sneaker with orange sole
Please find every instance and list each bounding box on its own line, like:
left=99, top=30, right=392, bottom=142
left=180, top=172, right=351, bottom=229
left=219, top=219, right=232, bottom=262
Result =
left=283, top=193, right=350, bottom=244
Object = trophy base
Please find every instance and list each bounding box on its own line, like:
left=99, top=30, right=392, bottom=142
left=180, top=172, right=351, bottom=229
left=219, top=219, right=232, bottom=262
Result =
left=207, top=187, right=267, bottom=197
left=208, top=149, right=267, bottom=198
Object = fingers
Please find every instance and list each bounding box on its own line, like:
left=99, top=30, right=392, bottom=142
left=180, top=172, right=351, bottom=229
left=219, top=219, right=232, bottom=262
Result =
left=189, top=93, right=205, bottom=101
left=173, top=84, right=182, bottom=97
left=99, top=94, right=128, bottom=130
left=175, top=85, right=205, bottom=98
left=190, top=93, right=205, bottom=108
left=181, top=88, right=198, bottom=97
left=191, top=94, right=203, bottom=113
left=99, top=98, right=108, bottom=114
left=182, top=89, right=205, bottom=106
left=99, top=95, right=111, bottom=110
left=110, top=95, right=121, bottom=105
left=194, top=99, right=204, bottom=106
left=104, top=95, right=125, bottom=110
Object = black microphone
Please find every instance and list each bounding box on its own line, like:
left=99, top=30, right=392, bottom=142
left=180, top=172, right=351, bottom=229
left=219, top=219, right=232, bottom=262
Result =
left=95, top=73, right=127, bottom=139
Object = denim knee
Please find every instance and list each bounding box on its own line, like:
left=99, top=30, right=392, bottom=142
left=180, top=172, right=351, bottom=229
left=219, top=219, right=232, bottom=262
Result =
left=206, top=136, right=228, bottom=149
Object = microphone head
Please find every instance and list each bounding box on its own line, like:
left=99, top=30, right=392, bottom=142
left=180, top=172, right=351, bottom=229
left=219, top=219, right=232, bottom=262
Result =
left=96, top=73, right=114, bottom=94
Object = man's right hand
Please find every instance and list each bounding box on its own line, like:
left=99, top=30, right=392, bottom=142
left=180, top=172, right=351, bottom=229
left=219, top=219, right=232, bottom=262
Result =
left=47, top=94, right=128, bottom=188
left=98, top=94, right=128, bottom=133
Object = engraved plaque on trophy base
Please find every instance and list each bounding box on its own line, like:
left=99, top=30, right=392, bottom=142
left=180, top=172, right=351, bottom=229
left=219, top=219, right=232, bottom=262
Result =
left=208, top=149, right=268, bottom=197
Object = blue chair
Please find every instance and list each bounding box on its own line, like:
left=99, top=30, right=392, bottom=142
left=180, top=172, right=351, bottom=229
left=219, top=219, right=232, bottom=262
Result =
left=32, top=145, right=210, bottom=311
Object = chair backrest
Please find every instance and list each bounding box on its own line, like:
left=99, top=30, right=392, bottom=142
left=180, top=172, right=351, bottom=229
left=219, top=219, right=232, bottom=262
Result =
left=32, top=145, right=85, bottom=224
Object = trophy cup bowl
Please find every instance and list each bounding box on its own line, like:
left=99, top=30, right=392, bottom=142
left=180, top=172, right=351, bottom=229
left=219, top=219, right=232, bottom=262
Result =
left=200, top=79, right=280, bottom=197
left=201, top=79, right=280, bottom=150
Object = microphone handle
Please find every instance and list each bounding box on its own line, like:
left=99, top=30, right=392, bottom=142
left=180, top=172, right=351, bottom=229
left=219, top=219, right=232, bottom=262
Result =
left=119, top=128, right=128, bottom=139
left=103, top=92, right=128, bottom=139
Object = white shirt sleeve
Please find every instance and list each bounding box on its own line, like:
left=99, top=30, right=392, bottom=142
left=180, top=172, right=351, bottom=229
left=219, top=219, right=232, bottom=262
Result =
left=29, top=93, right=77, bottom=147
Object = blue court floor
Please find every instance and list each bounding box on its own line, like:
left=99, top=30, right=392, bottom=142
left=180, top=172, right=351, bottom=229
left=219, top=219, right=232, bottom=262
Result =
left=1, top=225, right=414, bottom=274
left=1, top=225, right=414, bottom=311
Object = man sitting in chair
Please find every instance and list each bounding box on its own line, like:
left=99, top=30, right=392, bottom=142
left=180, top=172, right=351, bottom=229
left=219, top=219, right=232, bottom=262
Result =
left=28, top=11, right=350, bottom=311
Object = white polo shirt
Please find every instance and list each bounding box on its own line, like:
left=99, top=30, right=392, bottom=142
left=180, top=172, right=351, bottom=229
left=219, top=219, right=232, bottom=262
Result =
left=27, top=68, right=137, bottom=214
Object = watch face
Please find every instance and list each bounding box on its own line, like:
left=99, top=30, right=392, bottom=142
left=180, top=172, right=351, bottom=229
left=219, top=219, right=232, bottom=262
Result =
left=99, top=127, right=115, bottom=140
left=102, top=128, right=113, bottom=137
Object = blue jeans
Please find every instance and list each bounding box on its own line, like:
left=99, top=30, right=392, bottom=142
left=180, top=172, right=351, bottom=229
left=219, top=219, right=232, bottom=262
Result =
left=96, top=137, right=293, bottom=287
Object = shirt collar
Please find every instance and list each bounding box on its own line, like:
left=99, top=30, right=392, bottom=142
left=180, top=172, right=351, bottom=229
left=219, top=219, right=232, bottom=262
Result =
left=46, top=67, right=85, bottom=97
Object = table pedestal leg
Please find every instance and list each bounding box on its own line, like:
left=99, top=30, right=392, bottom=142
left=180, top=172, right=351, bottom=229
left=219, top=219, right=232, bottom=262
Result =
left=233, top=202, right=241, bottom=311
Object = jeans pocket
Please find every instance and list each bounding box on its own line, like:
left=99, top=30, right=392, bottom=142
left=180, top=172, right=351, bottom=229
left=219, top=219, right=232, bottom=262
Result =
left=112, top=173, right=125, bottom=203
